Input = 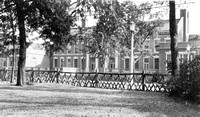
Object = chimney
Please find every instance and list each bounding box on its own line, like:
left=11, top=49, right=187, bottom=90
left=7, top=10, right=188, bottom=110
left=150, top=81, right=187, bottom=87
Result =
left=180, top=9, right=189, bottom=42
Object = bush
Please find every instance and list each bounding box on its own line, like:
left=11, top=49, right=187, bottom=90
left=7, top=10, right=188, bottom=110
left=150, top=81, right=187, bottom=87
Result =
left=152, top=72, right=160, bottom=83
left=168, top=55, right=200, bottom=101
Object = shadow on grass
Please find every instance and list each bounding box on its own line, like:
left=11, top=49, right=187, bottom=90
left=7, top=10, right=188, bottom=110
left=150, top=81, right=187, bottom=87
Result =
left=0, top=82, right=199, bottom=117
left=0, top=82, right=164, bottom=97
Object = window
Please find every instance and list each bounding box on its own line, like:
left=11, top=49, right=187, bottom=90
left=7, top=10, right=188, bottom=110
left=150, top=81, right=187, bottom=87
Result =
left=81, top=58, right=85, bottom=70
left=166, top=54, right=172, bottom=70
left=144, top=58, right=149, bottom=63
left=183, top=54, right=187, bottom=59
left=54, top=58, right=58, bottom=67
left=135, top=59, right=139, bottom=69
left=60, top=58, right=64, bottom=67
left=99, top=59, right=104, bottom=68
left=80, top=43, right=83, bottom=54
left=74, top=59, right=78, bottom=68
left=10, top=59, right=13, bottom=66
left=3, top=61, right=6, bottom=66
left=155, top=40, right=159, bottom=46
left=67, top=58, right=71, bottom=63
left=66, top=58, right=71, bottom=67
left=144, top=58, right=149, bottom=69
left=154, top=58, right=159, bottom=69
left=110, top=57, right=115, bottom=69
left=179, top=54, right=187, bottom=63
left=67, top=46, right=71, bottom=54
left=91, top=57, right=95, bottom=70
left=167, top=54, right=171, bottom=61
left=75, top=46, right=79, bottom=54
left=125, top=58, right=130, bottom=70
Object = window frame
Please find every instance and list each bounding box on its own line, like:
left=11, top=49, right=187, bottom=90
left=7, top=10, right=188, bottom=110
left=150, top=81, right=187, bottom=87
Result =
left=124, top=58, right=130, bottom=70
left=143, top=57, right=149, bottom=70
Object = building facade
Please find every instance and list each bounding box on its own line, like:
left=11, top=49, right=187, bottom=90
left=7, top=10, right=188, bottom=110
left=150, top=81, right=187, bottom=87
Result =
left=1, top=9, right=199, bottom=73
left=51, top=9, right=199, bottom=73
left=0, top=43, right=49, bottom=70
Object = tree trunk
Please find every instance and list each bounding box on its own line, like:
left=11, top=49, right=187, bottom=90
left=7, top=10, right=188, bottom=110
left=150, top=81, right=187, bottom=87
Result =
left=49, top=46, right=53, bottom=71
left=10, top=12, right=15, bottom=83
left=11, top=43, right=15, bottom=83
left=169, top=0, right=178, bottom=77
left=102, top=56, right=107, bottom=73
left=16, top=0, right=26, bottom=86
left=10, top=42, right=16, bottom=83
left=99, top=57, right=105, bottom=73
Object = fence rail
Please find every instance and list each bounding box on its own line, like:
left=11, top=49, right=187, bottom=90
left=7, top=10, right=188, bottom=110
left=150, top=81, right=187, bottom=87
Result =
left=0, top=69, right=170, bottom=92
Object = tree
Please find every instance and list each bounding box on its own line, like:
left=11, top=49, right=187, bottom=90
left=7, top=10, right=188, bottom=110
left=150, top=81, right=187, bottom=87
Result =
left=169, top=0, right=178, bottom=77
left=14, top=0, right=26, bottom=85
left=0, top=0, right=77, bottom=85
left=27, top=0, right=75, bottom=71
left=78, top=0, right=164, bottom=71
left=0, top=2, right=18, bottom=83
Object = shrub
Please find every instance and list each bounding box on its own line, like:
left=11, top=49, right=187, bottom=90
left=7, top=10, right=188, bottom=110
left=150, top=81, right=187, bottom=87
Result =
left=168, top=55, right=200, bottom=101
left=152, top=72, right=160, bottom=83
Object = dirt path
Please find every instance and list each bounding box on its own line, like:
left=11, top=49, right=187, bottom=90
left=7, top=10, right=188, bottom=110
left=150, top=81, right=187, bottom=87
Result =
left=0, top=82, right=199, bottom=117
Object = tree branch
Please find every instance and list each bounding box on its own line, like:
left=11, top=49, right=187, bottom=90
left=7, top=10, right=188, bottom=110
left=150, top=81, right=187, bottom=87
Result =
left=0, top=3, right=15, bottom=13
left=140, top=25, right=157, bottom=45
left=140, top=31, right=151, bottom=45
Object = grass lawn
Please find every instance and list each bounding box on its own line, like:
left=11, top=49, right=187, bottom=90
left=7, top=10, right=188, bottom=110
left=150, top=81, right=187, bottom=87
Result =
left=0, top=82, right=199, bottom=117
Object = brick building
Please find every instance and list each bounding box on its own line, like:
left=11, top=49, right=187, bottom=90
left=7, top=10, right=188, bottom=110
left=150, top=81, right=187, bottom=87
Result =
left=1, top=9, right=199, bottom=73
left=51, top=9, right=200, bottom=73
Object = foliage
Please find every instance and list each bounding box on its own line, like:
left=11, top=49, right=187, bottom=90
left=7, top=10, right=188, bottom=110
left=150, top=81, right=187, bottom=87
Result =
left=151, top=72, right=160, bottom=83
left=78, top=0, right=165, bottom=66
left=0, top=0, right=19, bottom=57
left=0, top=0, right=78, bottom=85
left=27, top=0, right=75, bottom=52
left=166, top=61, right=172, bottom=74
left=1, top=0, right=76, bottom=53
left=168, top=55, right=200, bottom=101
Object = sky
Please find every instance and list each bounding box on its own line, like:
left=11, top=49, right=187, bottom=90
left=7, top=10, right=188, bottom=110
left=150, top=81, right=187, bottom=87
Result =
left=188, top=0, right=200, bottom=34
left=31, top=0, right=200, bottom=43
left=135, top=0, right=200, bottom=34
left=81, top=0, right=200, bottom=34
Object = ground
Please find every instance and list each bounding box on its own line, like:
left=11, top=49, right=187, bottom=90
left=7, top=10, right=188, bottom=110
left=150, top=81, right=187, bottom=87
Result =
left=0, top=82, right=199, bottom=117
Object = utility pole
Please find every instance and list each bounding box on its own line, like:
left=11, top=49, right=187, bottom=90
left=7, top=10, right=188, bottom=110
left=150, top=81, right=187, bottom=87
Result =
left=169, top=0, right=178, bottom=77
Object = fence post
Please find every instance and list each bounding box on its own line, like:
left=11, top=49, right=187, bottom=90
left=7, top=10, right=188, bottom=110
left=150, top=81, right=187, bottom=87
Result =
left=56, top=71, right=60, bottom=83
left=94, top=72, right=99, bottom=88
left=31, top=69, right=34, bottom=83
left=142, top=71, right=145, bottom=91
left=3, top=68, right=8, bottom=81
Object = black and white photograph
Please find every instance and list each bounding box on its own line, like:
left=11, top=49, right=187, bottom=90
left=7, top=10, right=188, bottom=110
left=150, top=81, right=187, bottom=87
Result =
left=0, top=0, right=199, bottom=116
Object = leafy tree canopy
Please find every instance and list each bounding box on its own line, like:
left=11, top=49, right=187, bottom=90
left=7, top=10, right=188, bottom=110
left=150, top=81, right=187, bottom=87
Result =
left=0, top=0, right=79, bottom=85
left=77, top=0, right=165, bottom=62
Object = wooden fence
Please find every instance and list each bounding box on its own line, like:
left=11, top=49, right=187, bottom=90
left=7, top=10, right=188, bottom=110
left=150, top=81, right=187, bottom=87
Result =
left=0, top=69, right=170, bottom=92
